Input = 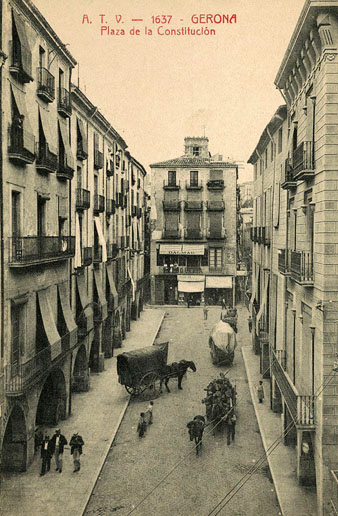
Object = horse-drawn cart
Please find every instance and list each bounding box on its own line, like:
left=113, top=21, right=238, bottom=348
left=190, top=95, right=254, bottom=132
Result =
left=117, top=342, right=169, bottom=397
left=209, top=320, right=237, bottom=366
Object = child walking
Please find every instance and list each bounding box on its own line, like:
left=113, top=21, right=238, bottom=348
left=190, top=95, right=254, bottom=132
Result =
left=145, top=401, right=154, bottom=425
left=257, top=381, right=265, bottom=403
left=137, top=412, right=147, bottom=438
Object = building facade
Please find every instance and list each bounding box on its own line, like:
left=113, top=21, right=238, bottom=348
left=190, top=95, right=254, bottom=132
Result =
left=0, top=0, right=148, bottom=473
left=249, top=3, right=338, bottom=513
left=150, top=137, right=238, bottom=306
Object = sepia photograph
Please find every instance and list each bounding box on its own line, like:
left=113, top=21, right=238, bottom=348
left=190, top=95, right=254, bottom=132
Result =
left=0, top=0, right=337, bottom=515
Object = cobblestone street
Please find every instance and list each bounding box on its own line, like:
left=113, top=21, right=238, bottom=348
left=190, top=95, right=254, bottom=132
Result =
left=85, top=306, right=281, bottom=516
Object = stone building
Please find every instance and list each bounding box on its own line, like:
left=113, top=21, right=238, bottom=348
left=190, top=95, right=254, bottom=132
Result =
left=0, top=0, right=148, bottom=472
left=150, top=137, right=238, bottom=306
left=249, top=2, right=338, bottom=513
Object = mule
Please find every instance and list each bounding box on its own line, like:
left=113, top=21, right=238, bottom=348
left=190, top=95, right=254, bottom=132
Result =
left=187, top=415, right=205, bottom=455
left=160, top=360, right=196, bottom=393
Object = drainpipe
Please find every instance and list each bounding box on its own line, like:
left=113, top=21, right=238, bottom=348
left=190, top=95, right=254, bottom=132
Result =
left=0, top=40, right=7, bottom=362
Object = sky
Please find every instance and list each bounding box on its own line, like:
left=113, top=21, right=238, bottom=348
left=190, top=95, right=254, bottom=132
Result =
left=33, top=0, right=306, bottom=183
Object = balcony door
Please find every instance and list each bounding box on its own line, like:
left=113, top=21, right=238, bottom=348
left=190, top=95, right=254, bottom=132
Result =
left=37, top=197, right=46, bottom=237
left=11, top=304, right=22, bottom=376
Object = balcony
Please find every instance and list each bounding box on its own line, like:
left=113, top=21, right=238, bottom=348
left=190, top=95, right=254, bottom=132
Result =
left=118, top=236, right=125, bottom=249
left=207, top=228, right=226, bottom=240
left=93, top=245, right=102, bottom=263
left=94, top=194, right=105, bottom=213
left=94, top=149, right=104, bottom=170
left=107, top=243, right=118, bottom=260
left=163, top=179, right=180, bottom=190
left=57, top=87, right=72, bottom=118
left=137, top=207, right=142, bottom=218
left=8, top=123, right=35, bottom=165
left=281, top=158, right=297, bottom=190
left=5, top=347, right=51, bottom=395
left=37, top=67, right=55, bottom=103
left=330, top=470, right=338, bottom=516
left=106, top=199, right=115, bottom=216
left=77, top=142, right=88, bottom=161
left=106, top=159, right=114, bottom=177
left=271, top=347, right=316, bottom=427
left=185, top=228, right=203, bottom=240
left=292, top=141, right=314, bottom=181
left=163, top=200, right=180, bottom=211
left=290, top=250, right=314, bottom=286
left=9, top=41, right=33, bottom=83
left=185, top=179, right=203, bottom=191
left=278, top=248, right=291, bottom=275
left=9, top=236, right=75, bottom=267
left=76, top=188, right=90, bottom=211
left=207, top=200, right=224, bottom=211
left=264, top=226, right=271, bottom=246
left=162, top=229, right=181, bottom=240
left=36, top=142, right=57, bottom=173
left=184, top=200, right=203, bottom=211
left=207, top=179, right=224, bottom=190
left=57, top=152, right=74, bottom=180
left=162, top=266, right=202, bottom=274
left=83, top=246, right=92, bottom=267
left=132, top=205, right=137, bottom=217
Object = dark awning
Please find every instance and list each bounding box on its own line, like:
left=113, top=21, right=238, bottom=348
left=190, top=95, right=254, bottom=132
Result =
left=59, top=120, right=75, bottom=170
left=77, top=118, right=88, bottom=155
left=76, top=274, right=93, bottom=333
left=12, top=9, right=33, bottom=78
left=37, top=289, right=61, bottom=361
left=94, top=269, right=108, bottom=321
left=107, top=263, right=118, bottom=310
left=39, top=105, right=57, bottom=155
left=58, top=282, right=78, bottom=349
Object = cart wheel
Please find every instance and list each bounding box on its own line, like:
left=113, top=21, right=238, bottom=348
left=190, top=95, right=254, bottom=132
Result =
left=125, top=385, right=142, bottom=396
left=140, top=372, right=161, bottom=398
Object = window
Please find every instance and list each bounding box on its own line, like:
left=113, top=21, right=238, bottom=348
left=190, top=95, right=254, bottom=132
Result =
left=168, top=170, right=176, bottom=186
left=190, top=171, right=198, bottom=186
left=39, top=46, right=45, bottom=69
left=77, top=166, right=82, bottom=190
left=278, top=127, right=283, bottom=154
left=264, top=148, right=268, bottom=169
left=12, top=191, right=21, bottom=238
left=209, top=248, right=222, bottom=269
left=193, top=146, right=201, bottom=156
left=270, top=141, right=274, bottom=162
left=37, top=196, right=46, bottom=237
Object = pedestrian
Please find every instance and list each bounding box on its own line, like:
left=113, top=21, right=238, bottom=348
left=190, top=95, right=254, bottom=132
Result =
left=203, top=306, right=208, bottom=320
left=248, top=315, right=252, bottom=333
left=221, top=298, right=226, bottom=309
left=40, top=435, right=52, bottom=476
left=187, top=298, right=191, bottom=308
left=257, top=381, right=265, bottom=403
left=35, top=429, right=43, bottom=453
left=226, top=412, right=237, bottom=445
left=50, top=428, right=67, bottom=473
left=145, top=401, right=154, bottom=425
left=137, top=412, right=147, bottom=438
left=70, top=432, right=84, bottom=472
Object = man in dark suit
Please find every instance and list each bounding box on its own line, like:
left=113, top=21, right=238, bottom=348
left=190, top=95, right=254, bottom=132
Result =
left=50, top=429, right=67, bottom=473
left=70, top=432, right=84, bottom=472
left=40, top=435, right=52, bottom=476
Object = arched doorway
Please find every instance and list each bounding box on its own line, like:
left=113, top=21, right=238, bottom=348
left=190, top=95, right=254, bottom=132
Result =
left=2, top=405, right=27, bottom=472
left=72, top=345, right=89, bottom=392
left=36, top=369, right=67, bottom=427
left=113, top=311, right=122, bottom=348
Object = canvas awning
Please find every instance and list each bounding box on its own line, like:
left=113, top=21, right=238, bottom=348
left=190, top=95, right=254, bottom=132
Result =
left=58, top=282, right=78, bottom=349
left=39, top=105, right=57, bottom=155
left=178, top=280, right=205, bottom=293
left=58, top=120, right=75, bottom=170
left=10, top=85, right=35, bottom=154
left=159, top=244, right=205, bottom=255
left=106, top=263, right=118, bottom=310
left=76, top=274, right=93, bottom=333
left=206, top=276, right=232, bottom=289
left=255, top=275, right=270, bottom=333
left=37, top=289, right=61, bottom=361
left=128, top=266, right=135, bottom=301
left=74, top=213, right=82, bottom=268
left=160, top=244, right=182, bottom=255
left=77, top=118, right=88, bottom=155
left=12, top=9, right=33, bottom=78
left=94, top=217, right=107, bottom=262
left=94, top=269, right=108, bottom=321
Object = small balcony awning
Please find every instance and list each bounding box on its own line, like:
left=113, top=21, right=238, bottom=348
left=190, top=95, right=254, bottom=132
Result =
left=12, top=9, right=34, bottom=77
left=94, top=217, right=107, bottom=262
left=178, top=279, right=205, bottom=293
left=39, top=105, right=57, bottom=155
left=76, top=274, right=94, bottom=333
left=58, top=119, right=75, bottom=170
left=77, top=117, right=88, bottom=155
left=10, top=84, right=35, bottom=154
left=206, top=276, right=232, bottom=289
left=159, top=243, right=205, bottom=255
left=58, top=282, right=77, bottom=349
left=107, top=263, right=118, bottom=310
left=94, top=269, right=108, bottom=321
left=255, top=275, right=269, bottom=333
left=37, top=289, right=61, bottom=361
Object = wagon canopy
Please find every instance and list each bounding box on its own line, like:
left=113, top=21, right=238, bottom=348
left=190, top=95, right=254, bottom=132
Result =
left=210, top=321, right=237, bottom=354
left=117, top=342, right=169, bottom=386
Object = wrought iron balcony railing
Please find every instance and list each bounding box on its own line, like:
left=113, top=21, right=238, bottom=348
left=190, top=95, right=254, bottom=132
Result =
left=76, top=188, right=90, bottom=211
left=185, top=179, right=203, bottom=190
left=290, top=250, right=314, bottom=285
left=163, top=200, right=180, bottom=211
left=206, top=228, right=226, bottom=240
left=278, top=248, right=291, bottom=275
left=106, top=159, right=114, bottom=177
left=8, top=123, right=35, bottom=165
left=93, top=245, right=102, bottom=263
left=163, top=179, right=180, bottom=190
left=77, top=142, right=88, bottom=161
left=106, top=199, right=115, bottom=216
left=107, top=243, right=118, bottom=260
left=57, top=87, right=72, bottom=118
left=37, top=67, right=55, bottom=102
left=185, top=228, right=203, bottom=239
left=9, top=236, right=75, bottom=267
left=36, top=142, right=57, bottom=173
left=9, top=40, right=33, bottom=83
left=184, top=200, right=203, bottom=211
left=207, top=200, right=224, bottom=211
left=57, top=151, right=74, bottom=180
left=281, top=157, right=297, bottom=190
left=292, top=141, right=314, bottom=180
left=94, top=194, right=105, bottom=213
left=83, top=246, right=92, bottom=267
left=207, top=179, right=224, bottom=190
left=162, top=229, right=181, bottom=239
left=5, top=347, right=51, bottom=395
left=94, top=149, right=104, bottom=169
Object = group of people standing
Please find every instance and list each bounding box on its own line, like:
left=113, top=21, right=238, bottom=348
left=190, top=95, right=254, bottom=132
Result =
left=37, top=428, right=84, bottom=476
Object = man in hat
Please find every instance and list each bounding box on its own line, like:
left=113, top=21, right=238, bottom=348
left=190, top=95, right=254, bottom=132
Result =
left=50, top=428, right=67, bottom=473
left=40, top=435, right=52, bottom=476
left=70, top=432, right=84, bottom=472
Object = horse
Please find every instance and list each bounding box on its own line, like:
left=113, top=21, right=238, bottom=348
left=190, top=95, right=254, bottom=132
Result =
left=187, top=415, right=205, bottom=455
left=160, top=360, right=196, bottom=393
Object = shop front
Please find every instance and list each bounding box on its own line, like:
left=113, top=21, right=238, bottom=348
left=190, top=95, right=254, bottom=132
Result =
left=205, top=275, right=233, bottom=306
left=177, top=275, right=205, bottom=306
